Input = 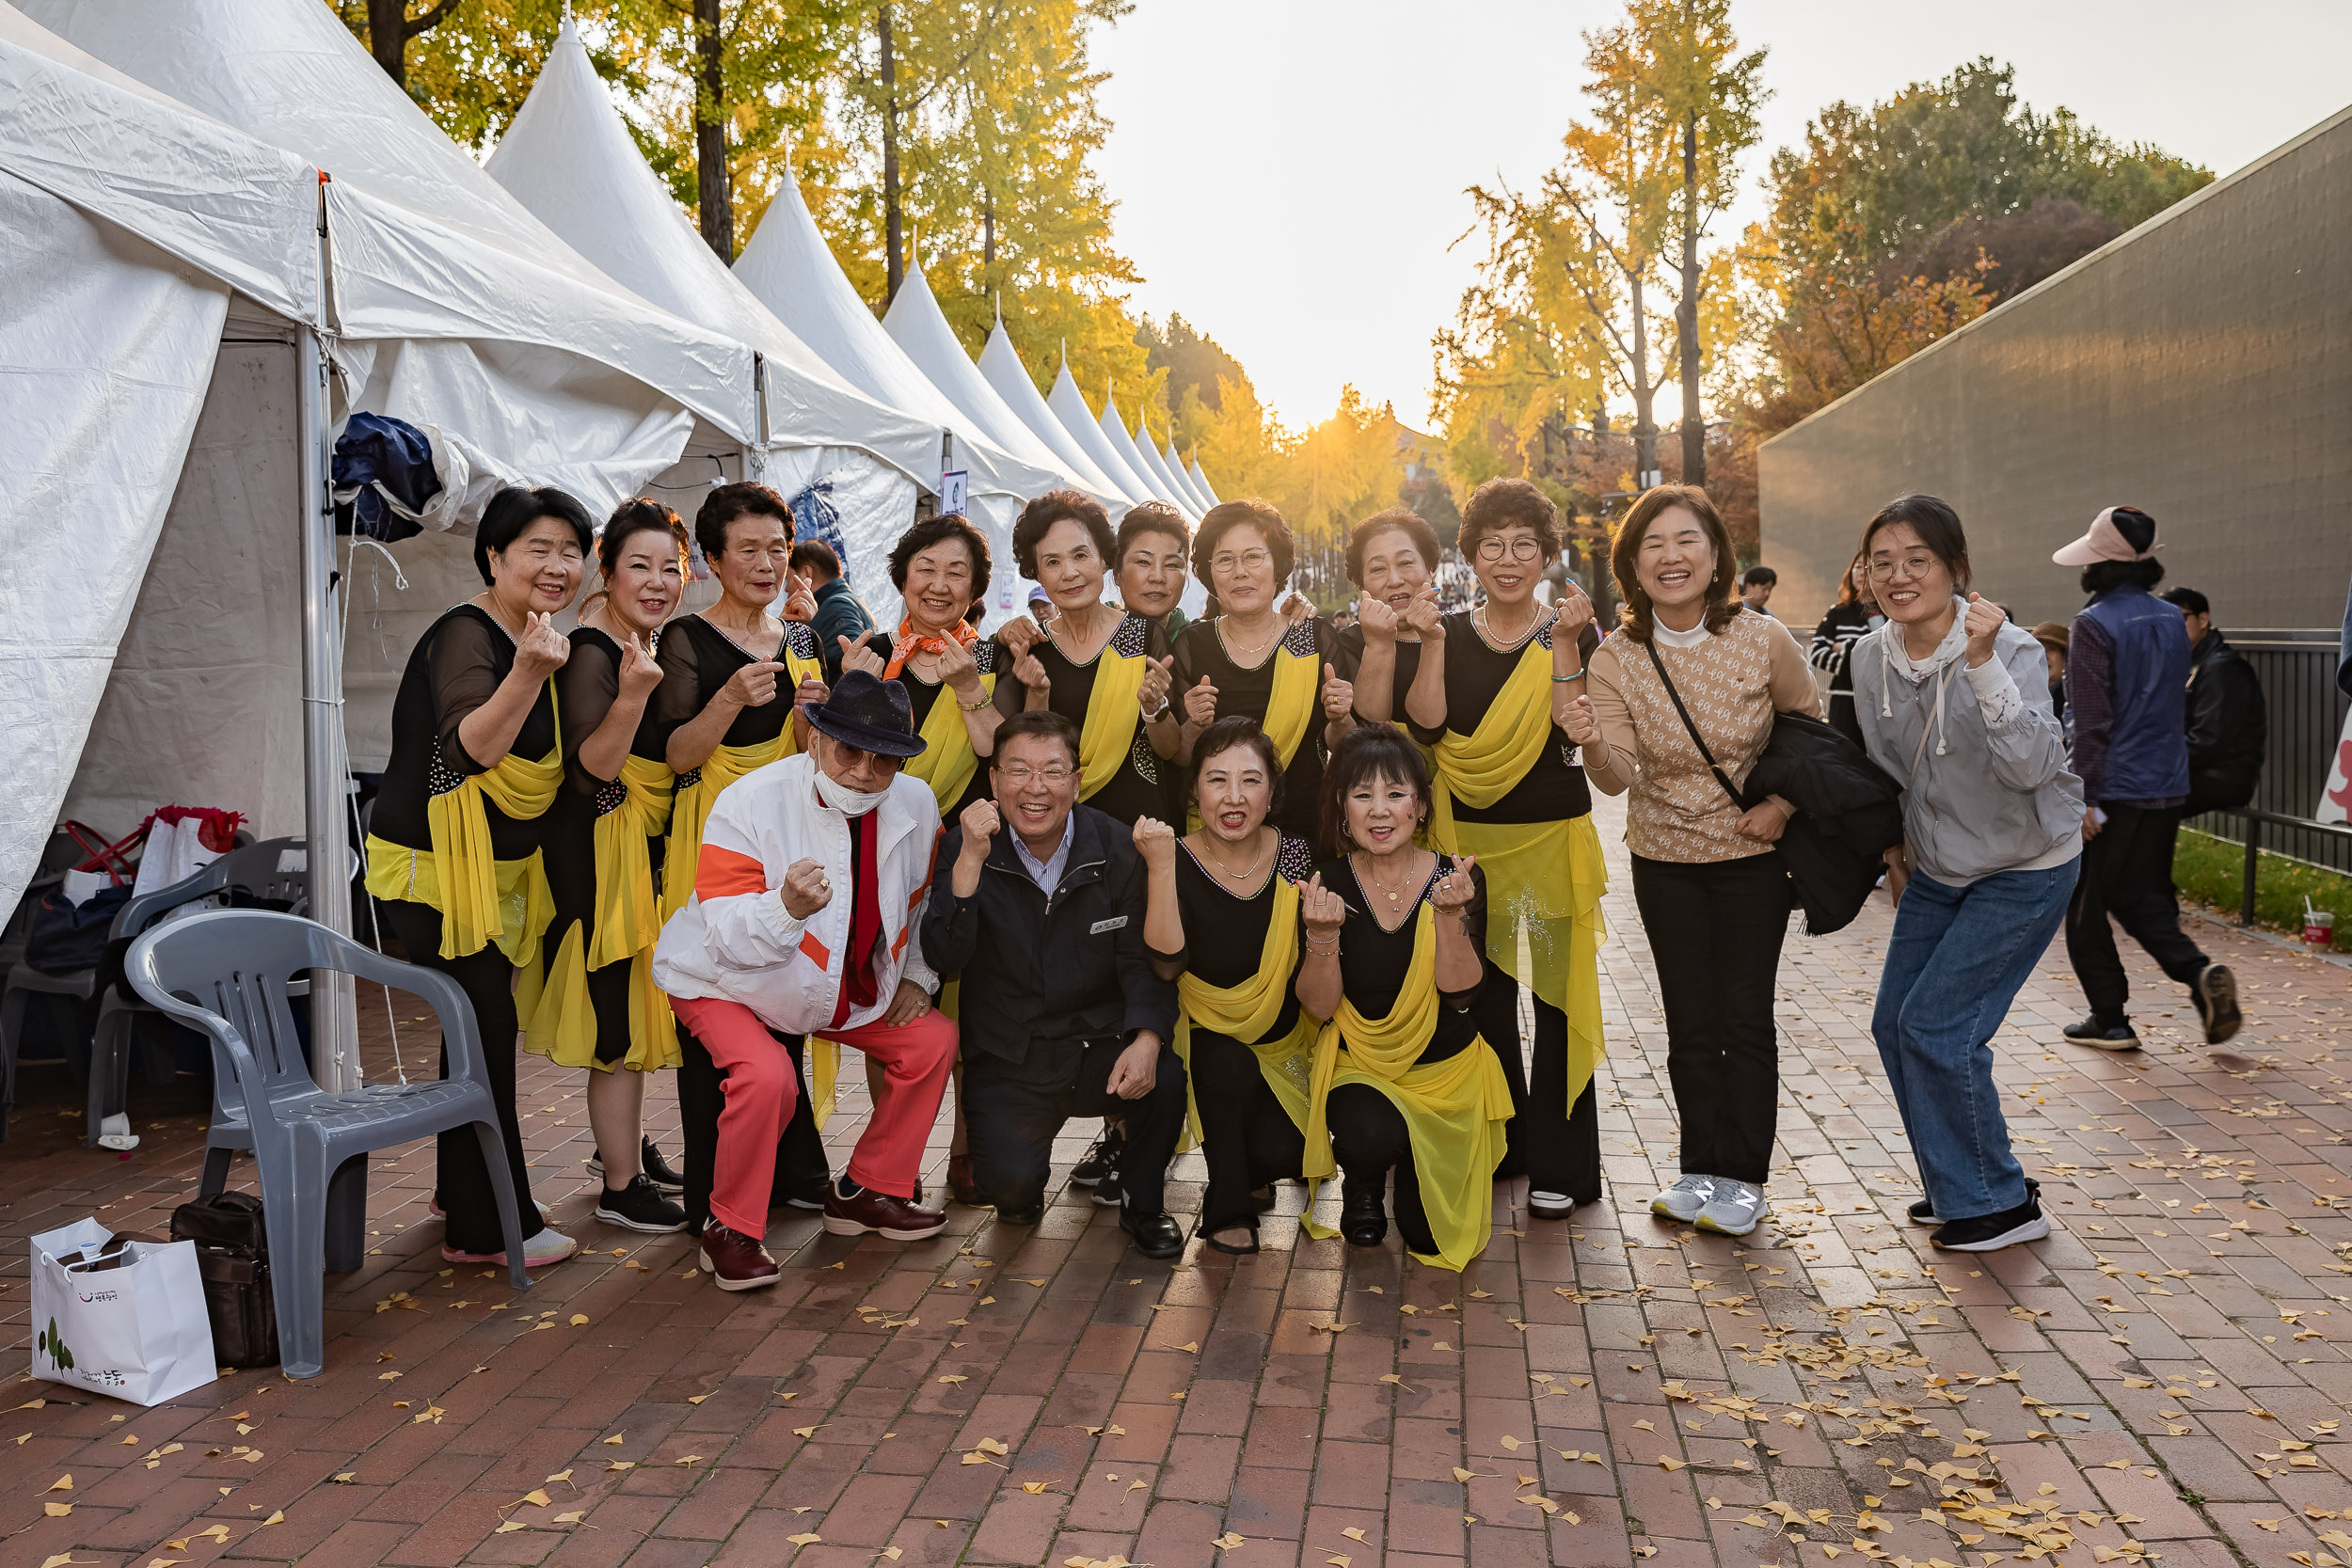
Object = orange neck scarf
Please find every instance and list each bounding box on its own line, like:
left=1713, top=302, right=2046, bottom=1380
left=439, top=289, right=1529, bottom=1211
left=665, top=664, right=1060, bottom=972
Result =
left=883, top=614, right=979, bottom=680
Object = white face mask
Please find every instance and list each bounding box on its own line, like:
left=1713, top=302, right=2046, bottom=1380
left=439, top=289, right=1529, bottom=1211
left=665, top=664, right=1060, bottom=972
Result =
left=819, top=778, right=888, bottom=817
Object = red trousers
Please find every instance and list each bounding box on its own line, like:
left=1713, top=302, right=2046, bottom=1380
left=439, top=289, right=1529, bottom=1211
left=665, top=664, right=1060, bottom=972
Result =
left=670, top=994, right=956, bottom=1238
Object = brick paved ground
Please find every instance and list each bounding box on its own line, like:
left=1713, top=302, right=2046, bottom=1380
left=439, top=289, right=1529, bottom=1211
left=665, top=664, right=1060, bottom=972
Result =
left=4, top=791, right=2348, bottom=1568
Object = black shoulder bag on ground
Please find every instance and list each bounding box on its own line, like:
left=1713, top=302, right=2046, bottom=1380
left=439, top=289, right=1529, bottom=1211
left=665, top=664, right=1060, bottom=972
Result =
left=1641, top=641, right=1903, bottom=936
left=170, top=1192, right=278, bottom=1368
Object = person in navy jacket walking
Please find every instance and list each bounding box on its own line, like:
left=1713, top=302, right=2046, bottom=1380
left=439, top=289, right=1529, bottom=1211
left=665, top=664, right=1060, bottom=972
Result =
left=2053, top=507, right=2242, bottom=1051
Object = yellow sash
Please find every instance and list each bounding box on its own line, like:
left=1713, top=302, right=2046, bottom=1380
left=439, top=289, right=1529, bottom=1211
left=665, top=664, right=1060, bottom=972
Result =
left=1173, top=875, right=1315, bottom=1150
left=1428, top=641, right=1609, bottom=1114
left=524, top=756, right=679, bottom=1072
left=1300, top=904, right=1513, bottom=1272
left=905, top=673, right=995, bottom=814
left=662, top=735, right=784, bottom=918
left=1262, top=640, right=1320, bottom=768
left=1078, top=644, right=1149, bottom=800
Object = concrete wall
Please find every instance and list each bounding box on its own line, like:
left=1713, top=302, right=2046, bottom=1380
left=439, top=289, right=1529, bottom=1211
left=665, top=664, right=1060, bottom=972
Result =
left=1758, top=103, right=2352, bottom=636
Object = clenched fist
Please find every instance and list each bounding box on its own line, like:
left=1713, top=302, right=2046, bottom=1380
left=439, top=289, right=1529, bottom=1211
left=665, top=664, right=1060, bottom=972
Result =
left=780, top=857, right=834, bottom=919
left=1132, top=816, right=1176, bottom=871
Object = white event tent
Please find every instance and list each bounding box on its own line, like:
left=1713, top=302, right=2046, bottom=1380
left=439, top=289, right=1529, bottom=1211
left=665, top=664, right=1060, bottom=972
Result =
left=1127, top=408, right=1200, bottom=517
left=8, top=0, right=793, bottom=1080
left=978, top=324, right=1142, bottom=508
left=1048, top=359, right=1157, bottom=503
left=1164, top=435, right=1213, bottom=514
left=1191, top=456, right=1222, bottom=505
left=485, top=18, right=944, bottom=590
left=1100, top=388, right=1194, bottom=519
left=735, top=182, right=1068, bottom=631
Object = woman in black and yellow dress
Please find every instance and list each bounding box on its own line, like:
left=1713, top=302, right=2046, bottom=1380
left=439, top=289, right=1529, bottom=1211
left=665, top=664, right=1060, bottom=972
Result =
left=363, top=485, right=592, bottom=1269
left=993, top=489, right=1182, bottom=827
left=1295, top=727, right=1511, bottom=1271
left=1408, top=478, right=1607, bottom=1222
left=1337, top=506, right=1447, bottom=730
left=525, top=499, right=691, bottom=1235
left=1140, top=717, right=1316, bottom=1254
left=645, top=482, right=832, bottom=1224
left=1170, top=499, right=1361, bottom=840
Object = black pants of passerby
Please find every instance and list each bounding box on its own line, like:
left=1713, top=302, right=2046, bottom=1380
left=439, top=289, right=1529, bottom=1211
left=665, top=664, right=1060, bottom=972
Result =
left=675, top=1021, right=831, bottom=1235
left=1629, top=852, right=1789, bottom=1188
left=384, top=901, right=547, bottom=1256
left=1188, top=1028, right=1307, bottom=1232
left=1473, top=977, right=1602, bottom=1203
left=963, top=1036, right=1187, bottom=1215
left=1325, top=1084, right=1438, bottom=1256
left=2064, top=802, right=2209, bottom=1024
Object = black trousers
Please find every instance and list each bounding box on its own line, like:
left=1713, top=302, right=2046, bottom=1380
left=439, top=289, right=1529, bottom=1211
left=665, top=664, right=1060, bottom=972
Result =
left=384, top=901, right=547, bottom=1255
left=1189, top=1029, right=1307, bottom=1231
left=963, top=1037, right=1187, bottom=1215
left=2064, top=802, right=2208, bottom=1022
left=1325, top=1083, right=1438, bottom=1256
left=1473, top=976, right=1601, bottom=1202
left=1629, top=853, right=1789, bottom=1187
left=675, top=1020, right=831, bottom=1234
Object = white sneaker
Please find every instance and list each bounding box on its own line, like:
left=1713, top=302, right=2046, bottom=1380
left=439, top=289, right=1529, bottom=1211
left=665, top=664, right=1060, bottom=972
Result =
left=1650, top=1174, right=1716, bottom=1223
left=1694, top=1180, right=1766, bottom=1237
left=1528, top=1190, right=1576, bottom=1220
left=440, top=1227, right=576, bottom=1267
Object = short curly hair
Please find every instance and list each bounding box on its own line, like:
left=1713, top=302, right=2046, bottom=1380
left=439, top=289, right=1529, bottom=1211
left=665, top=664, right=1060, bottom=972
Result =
left=1188, top=715, right=1285, bottom=825
left=1454, top=476, right=1561, bottom=564
left=1117, top=499, right=1191, bottom=564
left=1191, top=499, right=1295, bottom=589
left=693, top=481, right=793, bottom=562
left=887, top=513, right=993, bottom=602
left=1012, top=489, right=1115, bottom=578
left=1344, top=507, right=1442, bottom=587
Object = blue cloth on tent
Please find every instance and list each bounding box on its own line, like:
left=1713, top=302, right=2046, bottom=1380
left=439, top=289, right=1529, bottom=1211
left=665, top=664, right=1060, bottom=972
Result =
left=333, top=413, right=440, bottom=542
left=789, top=480, right=851, bottom=583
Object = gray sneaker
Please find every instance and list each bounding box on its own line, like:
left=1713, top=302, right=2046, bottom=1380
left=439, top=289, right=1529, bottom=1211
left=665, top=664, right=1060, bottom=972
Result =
left=1695, top=1179, right=1766, bottom=1237
left=1650, top=1174, right=1716, bottom=1224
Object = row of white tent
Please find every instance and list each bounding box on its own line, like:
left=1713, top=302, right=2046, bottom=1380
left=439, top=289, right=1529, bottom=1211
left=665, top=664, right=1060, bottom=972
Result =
left=0, top=0, right=1224, bottom=1072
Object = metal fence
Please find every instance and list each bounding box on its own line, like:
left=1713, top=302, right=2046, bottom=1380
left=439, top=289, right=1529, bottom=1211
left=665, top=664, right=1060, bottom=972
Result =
left=2183, top=627, right=2351, bottom=873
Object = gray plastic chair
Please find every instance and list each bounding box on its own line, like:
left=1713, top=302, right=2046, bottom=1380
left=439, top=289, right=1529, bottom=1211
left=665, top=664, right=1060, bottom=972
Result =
left=125, top=909, right=532, bottom=1378
left=87, top=837, right=316, bottom=1147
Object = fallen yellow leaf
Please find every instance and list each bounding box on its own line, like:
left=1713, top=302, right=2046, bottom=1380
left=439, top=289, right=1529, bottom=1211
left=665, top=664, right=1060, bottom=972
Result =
left=519, top=1489, right=552, bottom=1507
left=787, top=1532, right=822, bottom=1545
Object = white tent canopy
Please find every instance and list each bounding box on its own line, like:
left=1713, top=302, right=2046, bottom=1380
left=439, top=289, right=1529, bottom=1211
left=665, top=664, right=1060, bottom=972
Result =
left=1100, top=388, right=1194, bottom=519
left=979, top=324, right=1142, bottom=506
left=1048, top=361, right=1155, bottom=502
left=484, top=17, right=940, bottom=499
left=736, top=180, right=1081, bottom=629
left=1190, top=456, right=1221, bottom=505
left=883, top=263, right=1124, bottom=510
left=1127, top=409, right=1199, bottom=517
left=1164, top=435, right=1213, bottom=513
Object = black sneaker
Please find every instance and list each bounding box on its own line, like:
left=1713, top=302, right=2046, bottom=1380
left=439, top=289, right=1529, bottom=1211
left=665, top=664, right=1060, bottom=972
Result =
left=1091, top=1168, right=1124, bottom=1208
left=1931, top=1196, right=2051, bottom=1252
left=594, top=1174, right=691, bottom=1234
left=1072, top=1124, right=1123, bottom=1186
left=1909, top=1178, right=2038, bottom=1227
left=586, top=1137, right=687, bottom=1197
left=2062, top=1014, right=2140, bottom=1052
left=2193, top=963, right=2241, bottom=1045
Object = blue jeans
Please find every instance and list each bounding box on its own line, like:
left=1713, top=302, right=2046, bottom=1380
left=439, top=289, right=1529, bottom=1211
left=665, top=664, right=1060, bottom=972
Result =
left=1872, top=860, right=2078, bottom=1223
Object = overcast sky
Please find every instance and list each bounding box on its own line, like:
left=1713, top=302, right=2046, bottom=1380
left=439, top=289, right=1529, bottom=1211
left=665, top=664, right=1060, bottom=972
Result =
left=1089, top=0, right=2352, bottom=432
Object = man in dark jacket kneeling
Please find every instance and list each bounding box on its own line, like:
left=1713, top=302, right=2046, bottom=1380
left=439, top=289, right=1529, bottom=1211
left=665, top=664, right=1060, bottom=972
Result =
left=921, top=710, right=1186, bottom=1258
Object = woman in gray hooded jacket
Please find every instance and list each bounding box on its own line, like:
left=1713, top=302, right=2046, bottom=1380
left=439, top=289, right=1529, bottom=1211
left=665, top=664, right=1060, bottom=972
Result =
left=1851, top=495, right=2084, bottom=1254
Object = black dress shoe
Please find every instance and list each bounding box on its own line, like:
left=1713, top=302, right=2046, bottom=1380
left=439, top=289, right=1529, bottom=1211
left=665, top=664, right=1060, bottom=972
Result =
left=1120, top=1209, right=1184, bottom=1259
left=995, top=1203, right=1044, bottom=1227
left=1340, top=1180, right=1388, bottom=1247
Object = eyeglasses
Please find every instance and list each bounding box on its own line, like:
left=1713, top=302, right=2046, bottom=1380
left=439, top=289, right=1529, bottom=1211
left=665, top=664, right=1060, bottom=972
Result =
left=1867, top=552, right=1939, bottom=583
left=1210, top=548, right=1274, bottom=575
left=1475, top=536, right=1544, bottom=563
left=999, top=764, right=1074, bottom=785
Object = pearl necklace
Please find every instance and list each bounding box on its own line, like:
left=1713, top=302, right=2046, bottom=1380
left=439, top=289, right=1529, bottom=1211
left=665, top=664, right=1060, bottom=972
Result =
left=1193, top=831, right=1272, bottom=885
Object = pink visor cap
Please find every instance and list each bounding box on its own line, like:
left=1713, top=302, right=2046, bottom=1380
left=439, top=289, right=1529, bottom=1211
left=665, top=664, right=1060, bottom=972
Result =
left=2052, top=505, right=2161, bottom=566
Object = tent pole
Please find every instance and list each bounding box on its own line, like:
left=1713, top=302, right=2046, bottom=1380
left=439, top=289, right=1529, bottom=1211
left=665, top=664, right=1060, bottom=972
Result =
left=298, top=324, right=359, bottom=1092
left=749, top=351, right=769, bottom=483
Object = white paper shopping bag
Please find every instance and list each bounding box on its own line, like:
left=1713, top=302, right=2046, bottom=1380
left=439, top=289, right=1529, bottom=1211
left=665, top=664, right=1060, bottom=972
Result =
left=30, top=1218, right=217, bottom=1406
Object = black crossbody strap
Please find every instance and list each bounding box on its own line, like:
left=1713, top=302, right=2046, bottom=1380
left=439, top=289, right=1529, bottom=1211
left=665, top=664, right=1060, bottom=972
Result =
left=1643, top=640, right=1748, bottom=812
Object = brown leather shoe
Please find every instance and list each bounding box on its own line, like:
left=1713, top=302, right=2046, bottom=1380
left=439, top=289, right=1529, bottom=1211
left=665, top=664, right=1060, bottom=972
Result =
left=822, top=1183, right=947, bottom=1241
left=698, top=1220, right=780, bottom=1291
left=947, top=1154, right=986, bottom=1208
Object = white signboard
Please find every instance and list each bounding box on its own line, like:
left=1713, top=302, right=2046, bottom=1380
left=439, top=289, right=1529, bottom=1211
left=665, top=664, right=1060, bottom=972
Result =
left=939, top=469, right=968, bottom=515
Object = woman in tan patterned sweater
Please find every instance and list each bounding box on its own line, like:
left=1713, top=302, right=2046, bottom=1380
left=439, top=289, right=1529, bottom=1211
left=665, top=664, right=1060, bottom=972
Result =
left=1561, top=485, right=1820, bottom=1238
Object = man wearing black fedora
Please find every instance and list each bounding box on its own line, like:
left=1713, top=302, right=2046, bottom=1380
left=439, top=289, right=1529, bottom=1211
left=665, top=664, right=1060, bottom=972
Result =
left=653, top=671, right=960, bottom=1289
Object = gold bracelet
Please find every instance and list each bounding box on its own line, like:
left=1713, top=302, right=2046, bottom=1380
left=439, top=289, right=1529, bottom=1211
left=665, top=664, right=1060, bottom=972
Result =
left=956, top=690, right=993, bottom=712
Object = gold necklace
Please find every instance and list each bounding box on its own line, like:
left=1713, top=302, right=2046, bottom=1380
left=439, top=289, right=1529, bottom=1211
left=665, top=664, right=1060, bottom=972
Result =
left=1193, top=830, right=1272, bottom=885
left=1219, top=615, right=1281, bottom=663
left=1354, top=848, right=1421, bottom=908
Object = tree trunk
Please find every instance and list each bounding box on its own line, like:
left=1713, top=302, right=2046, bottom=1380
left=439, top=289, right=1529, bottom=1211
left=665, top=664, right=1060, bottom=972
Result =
left=693, top=0, right=732, bottom=261
left=982, top=184, right=995, bottom=272
left=1677, top=108, right=1706, bottom=488
left=366, top=0, right=407, bottom=87
left=881, top=4, right=903, bottom=304
left=1628, top=274, right=1659, bottom=492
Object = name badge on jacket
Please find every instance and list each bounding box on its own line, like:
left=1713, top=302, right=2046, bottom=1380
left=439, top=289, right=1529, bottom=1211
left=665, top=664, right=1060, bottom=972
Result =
left=1089, top=916, right=1128, bottom=934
